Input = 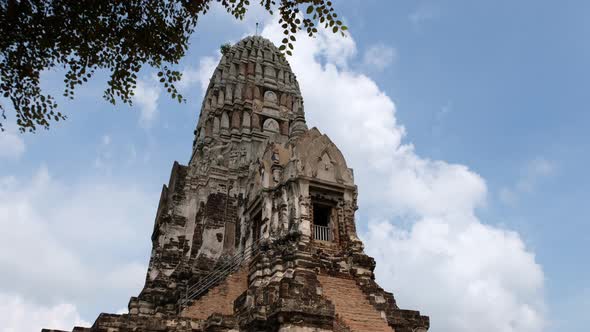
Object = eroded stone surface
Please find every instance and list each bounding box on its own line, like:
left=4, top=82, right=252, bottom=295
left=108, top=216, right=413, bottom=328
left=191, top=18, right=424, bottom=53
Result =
left=43, top=36, right=428, bottom=332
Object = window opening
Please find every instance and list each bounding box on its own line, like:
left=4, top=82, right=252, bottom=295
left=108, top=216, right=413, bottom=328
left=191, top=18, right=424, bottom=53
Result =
left=312, top=203, right=332, bottom=241
left=313, top=204, right=331, bottom=227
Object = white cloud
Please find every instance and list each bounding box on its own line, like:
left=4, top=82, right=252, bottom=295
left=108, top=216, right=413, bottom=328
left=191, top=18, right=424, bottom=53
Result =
left=500, top=157, right=555, bottom=205
left=179, top=55, right=220, bottom=94
left=0, top=130, right=25, bottom=160
left=365, top=220, right=544, bottom=332
left=0, top=167, right=153, bottom=327
left=116, top=307, right=129, bottom=315
left=363, top=44, right=396, bottom=71
left=133, top=79, right=160, bottom=128
left=262, top=19, right=545, bottom=332
left=0, top=293, right=90, bottom=332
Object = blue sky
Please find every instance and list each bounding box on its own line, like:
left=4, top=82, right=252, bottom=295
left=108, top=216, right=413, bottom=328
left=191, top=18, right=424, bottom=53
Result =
left=1, top=1, right=588, bottom=331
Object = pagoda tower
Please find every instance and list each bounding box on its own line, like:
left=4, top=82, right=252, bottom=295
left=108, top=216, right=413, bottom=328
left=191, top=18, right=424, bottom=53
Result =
left=43, top=36, right=429, bottom=332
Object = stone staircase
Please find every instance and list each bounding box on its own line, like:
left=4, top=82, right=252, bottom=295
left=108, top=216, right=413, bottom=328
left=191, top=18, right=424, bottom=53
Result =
left=178, top=239, right=261, bottom=311
left=318, top=275, right=394, bottom=332
left=180, top=266, right=248, bottom=320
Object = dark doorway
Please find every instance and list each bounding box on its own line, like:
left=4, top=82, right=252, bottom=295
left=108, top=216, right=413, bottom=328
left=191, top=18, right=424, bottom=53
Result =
left=313, top=204, right=331, bottom=227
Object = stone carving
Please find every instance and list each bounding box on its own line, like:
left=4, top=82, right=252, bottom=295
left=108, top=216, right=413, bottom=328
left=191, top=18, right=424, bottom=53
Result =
left=231, top=111, right=240, bottom=130
left=264, top=65, right=276, bottom=80
left=213, top=117, right=220, bottom=135
left=225, top=84, right=233, bottom=103
left=234, top=83, right=243, bottom=102
left=220, top=112, right=229, bottom=130
left=278, top=69, right=284, bottom=83
left=257, top=158, right=265, bottom=184
left=251, top=112, right=261, bottom=131
left=280, top=119, right=289, bottom=135
left=46, top=36, right=428, bottom=332
left=264, top=90, right=277, bottom=105
left=217, top=89, right=224, bottom=106
left=239, top=148, right=248, bottom=167
left=205, top=97, right=211, bottom=110
left=263, top=118, right=280, bottom=133
left=253, top=86, right=261, bottom=100
left=241, top=111, right=251, bottom=131
left=229, top=62, right=236, bottom=78
left=255, top=63, right=262, bottom=80
left=245, top=84, right=253, bottom=100
left=229, top=151, right=239, bottom=169
left=252, top=99, right=263, bottom=113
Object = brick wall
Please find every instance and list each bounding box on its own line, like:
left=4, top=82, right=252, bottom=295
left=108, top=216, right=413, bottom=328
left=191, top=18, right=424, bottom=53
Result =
left=180, top=266, right=248, bottom=320
left=317, top=275, right=393, bottom=332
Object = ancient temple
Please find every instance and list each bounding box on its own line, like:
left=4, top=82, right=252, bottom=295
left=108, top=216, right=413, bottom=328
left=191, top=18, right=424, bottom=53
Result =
left=43, top=36, right=429, bottom=332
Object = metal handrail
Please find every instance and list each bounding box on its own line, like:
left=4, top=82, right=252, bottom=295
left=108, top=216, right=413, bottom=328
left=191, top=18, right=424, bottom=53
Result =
left=184, top=238, right=260, bottom=295
left=183, top=249, right=255, bottom=299
left=184, top=249, right=250, bottom=299
left=178, top=238, right=262, bottom=310
left=183, top=245, right=256, bottom=298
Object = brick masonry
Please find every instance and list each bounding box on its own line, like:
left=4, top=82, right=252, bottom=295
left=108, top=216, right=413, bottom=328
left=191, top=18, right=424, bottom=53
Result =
left=317, top=275, right=393, bottom=332
left=181, top=266, right=249, bottom=320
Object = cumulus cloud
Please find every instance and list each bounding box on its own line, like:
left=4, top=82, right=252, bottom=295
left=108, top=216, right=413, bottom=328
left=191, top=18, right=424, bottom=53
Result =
left=0, top=293, right=90, bottom=332
left=0, top=129, right=25, bottom=160
left=179, top=55, right=220, bottom=94
left=363, top=44, right=396, bottom=71
left=133, top=79, right=161, bottom=128
left=365, top=220, right=544, bottom=332
left=261, top=19, right=545, bottom=332
left=0, top=167, right=154, bottom=327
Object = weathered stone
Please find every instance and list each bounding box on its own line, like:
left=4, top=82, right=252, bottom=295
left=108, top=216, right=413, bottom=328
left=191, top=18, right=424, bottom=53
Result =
left=44, top=36, right=428, bottom=332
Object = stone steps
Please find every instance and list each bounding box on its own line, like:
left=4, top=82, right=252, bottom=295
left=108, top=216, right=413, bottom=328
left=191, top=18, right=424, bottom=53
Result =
left=318, top=275, right=394, bottom=332
left=180, top=266, right=248, bottom=320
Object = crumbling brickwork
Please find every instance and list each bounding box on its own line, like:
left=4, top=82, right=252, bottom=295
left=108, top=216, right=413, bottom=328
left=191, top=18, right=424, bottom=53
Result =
left=182, top=266, right=249, bottom=320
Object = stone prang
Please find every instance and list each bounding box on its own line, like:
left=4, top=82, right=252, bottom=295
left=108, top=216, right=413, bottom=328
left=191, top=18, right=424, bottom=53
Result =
left=43, top=36, right=429, bottom=332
